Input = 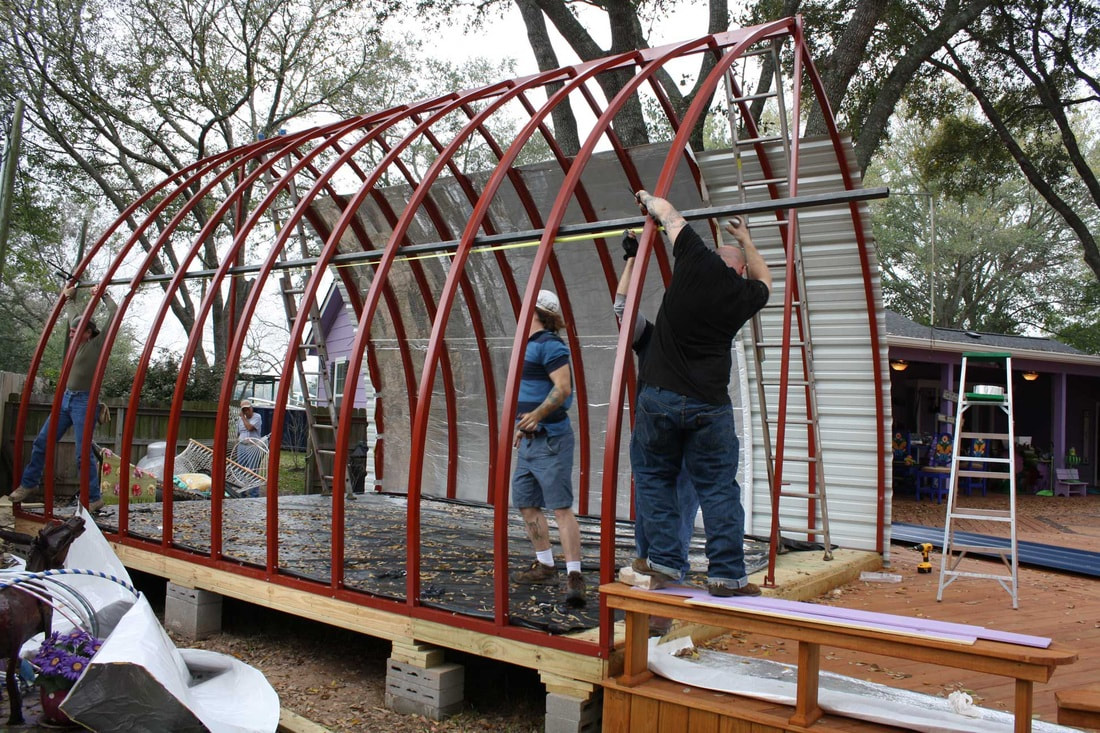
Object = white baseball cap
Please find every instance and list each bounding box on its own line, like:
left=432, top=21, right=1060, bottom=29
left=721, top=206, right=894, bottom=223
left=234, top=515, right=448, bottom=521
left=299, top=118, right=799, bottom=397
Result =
left=536, top=289, right=561, bottom=316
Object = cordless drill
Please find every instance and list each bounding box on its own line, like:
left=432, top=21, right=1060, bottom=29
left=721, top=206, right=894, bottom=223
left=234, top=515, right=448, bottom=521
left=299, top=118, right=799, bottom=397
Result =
left=915, top=543, right=933, bottom=573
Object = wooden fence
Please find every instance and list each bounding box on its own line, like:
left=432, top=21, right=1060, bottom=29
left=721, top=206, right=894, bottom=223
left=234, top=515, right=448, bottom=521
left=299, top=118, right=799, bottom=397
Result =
left=1, top=372, right=373, bottom=496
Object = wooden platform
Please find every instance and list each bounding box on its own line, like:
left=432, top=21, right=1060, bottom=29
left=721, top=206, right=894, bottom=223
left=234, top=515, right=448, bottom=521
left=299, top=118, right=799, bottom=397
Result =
left=14, top=494, right=881, bottom=704
left=602, top=582, right=1078, bottom=732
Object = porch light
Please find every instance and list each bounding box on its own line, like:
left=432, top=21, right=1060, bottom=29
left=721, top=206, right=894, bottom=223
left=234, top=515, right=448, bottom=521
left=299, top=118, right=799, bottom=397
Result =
left=1022, top=370, right=1039, bottom=381
left=890, top=359, right=909, bottom=372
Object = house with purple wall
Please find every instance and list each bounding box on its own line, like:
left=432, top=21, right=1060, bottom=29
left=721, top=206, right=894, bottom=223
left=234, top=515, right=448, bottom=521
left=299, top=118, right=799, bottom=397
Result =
left=887, top=310, right=1100, bottom=488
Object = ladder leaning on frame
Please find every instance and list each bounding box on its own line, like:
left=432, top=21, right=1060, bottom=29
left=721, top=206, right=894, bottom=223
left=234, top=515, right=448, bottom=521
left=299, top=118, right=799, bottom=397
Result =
left=937, top=352, right=1019, bottom=608
left=258, top=134, right=352, bottom=498
left=722, top=40, right=833, bottom=587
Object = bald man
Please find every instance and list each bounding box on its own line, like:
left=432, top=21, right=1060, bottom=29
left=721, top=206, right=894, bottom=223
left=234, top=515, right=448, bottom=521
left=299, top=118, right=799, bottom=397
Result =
left=628, top=190, right=772, bottom=598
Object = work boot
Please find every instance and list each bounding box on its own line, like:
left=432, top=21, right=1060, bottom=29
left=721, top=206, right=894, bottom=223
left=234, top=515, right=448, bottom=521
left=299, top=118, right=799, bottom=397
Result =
left=708, top=581, right=762, bottom=597
left=511, top=561, right=558, bottom=585
left=8, top=485, right=41, bottom=503
left=565, top=571, right=586, bottom=608
left=88, top=499, right=105, bottom=514
left=630, top=558, right=677, bottom=590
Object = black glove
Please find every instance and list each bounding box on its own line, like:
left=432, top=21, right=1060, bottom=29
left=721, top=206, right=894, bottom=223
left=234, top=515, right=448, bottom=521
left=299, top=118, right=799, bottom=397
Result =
left=621, top=230, right=638, bottom=260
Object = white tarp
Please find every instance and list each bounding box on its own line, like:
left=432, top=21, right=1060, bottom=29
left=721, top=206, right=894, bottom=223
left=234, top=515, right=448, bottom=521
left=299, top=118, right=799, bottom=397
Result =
left=12, top=509, right=279, bottom=733
left=648, top=636, right=1076, bottom=733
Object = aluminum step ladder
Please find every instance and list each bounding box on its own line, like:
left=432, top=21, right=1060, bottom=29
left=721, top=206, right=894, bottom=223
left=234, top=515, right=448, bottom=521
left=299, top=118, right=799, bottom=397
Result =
left=259, top=133, right=351, bottom=498
left=723, top=41, right=832, bottom=587
left=937, top=352, right=1018, bottom=607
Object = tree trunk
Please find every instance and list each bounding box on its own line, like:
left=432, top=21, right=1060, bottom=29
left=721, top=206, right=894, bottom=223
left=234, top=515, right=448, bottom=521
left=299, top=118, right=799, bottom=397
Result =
left=515, top=0, right=580, bottom=156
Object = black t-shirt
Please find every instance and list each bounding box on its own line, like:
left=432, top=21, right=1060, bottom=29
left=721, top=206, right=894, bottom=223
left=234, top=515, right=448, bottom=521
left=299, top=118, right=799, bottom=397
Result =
left=638, top=224, right=770, bottom=405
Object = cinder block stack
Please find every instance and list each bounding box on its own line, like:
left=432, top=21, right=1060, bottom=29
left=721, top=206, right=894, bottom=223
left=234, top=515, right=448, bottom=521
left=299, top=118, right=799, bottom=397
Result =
left=164, top=582, right=222, bottom=640
left=545, top=691, right=602, bottom=733
left=384, top=644, right=465, bottom=721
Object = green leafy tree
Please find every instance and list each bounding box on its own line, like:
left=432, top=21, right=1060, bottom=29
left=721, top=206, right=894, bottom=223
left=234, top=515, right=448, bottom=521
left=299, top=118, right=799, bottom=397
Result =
left=869, top=110, right=1090, bottom=337
left=0, top=0, right=402, bottom=367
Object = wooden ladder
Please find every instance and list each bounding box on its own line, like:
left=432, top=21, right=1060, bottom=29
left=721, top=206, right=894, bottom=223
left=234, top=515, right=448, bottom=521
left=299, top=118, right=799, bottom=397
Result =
left=259, top=132, right=351, bottom=498
left=937, top=351, right=1018, bottom=607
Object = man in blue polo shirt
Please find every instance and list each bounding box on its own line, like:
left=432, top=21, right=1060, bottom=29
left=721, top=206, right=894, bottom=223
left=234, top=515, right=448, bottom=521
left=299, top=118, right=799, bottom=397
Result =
left=510, top=289, right=586, bottom=608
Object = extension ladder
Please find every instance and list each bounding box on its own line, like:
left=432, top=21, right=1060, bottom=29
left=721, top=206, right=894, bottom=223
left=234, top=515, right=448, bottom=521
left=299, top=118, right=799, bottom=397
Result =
left=722, top=41, right=832, bottom=586
left=937, top=352, right=1018, bottom=607
left=260, top=133, right=351, bottom=498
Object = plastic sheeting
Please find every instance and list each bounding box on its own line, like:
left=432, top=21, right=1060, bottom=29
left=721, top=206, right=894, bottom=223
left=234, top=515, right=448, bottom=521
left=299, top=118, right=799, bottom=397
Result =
left=16, top=510, right=279, bottom=733
left=63, top=596, right=280, bottom=733
left=647, top=636, right=1077, bottom=733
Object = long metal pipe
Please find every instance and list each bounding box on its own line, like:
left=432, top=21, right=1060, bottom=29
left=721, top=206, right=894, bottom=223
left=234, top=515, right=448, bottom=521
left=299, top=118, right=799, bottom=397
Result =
left=74, top=186, right=887, bottom=289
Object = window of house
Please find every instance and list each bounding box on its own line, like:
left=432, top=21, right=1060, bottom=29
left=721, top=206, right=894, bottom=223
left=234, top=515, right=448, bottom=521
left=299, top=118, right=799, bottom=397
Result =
left=332, top=359, right=348, bottom=407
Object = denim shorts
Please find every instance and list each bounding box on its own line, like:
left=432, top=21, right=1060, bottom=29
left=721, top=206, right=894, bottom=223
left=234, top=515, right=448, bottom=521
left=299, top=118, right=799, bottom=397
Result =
left=512, top=430, right=575, bottom=510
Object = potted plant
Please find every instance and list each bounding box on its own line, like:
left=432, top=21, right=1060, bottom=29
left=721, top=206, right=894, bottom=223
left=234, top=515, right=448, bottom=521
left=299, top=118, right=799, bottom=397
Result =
left=31, top=629, right=102, bottom=725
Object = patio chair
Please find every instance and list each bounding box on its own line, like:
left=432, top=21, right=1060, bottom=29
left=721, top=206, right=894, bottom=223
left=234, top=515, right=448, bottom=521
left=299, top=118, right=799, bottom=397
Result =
left=1054, top=468, right=1088, bottom=498
left=917, top=432, right=953, bottom=503
left=173, top=438, right=268, bottom=498
left=959, top=438, right=987, bottom=497
left=892, top=431, right=918, bottom=493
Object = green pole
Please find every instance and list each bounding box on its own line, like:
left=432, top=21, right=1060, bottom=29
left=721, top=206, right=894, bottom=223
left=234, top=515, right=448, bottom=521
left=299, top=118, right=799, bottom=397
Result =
left=0, top=99, right=26, bottom=289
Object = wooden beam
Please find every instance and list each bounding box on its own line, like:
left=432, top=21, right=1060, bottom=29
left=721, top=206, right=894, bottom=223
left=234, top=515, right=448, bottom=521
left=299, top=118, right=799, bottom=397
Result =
left=111, top=542, right=607, bottom=684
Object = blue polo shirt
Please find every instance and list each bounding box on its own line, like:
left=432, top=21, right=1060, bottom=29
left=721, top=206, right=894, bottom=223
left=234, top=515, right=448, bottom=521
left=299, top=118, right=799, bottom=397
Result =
left=517, top=330, right=572, bottom=436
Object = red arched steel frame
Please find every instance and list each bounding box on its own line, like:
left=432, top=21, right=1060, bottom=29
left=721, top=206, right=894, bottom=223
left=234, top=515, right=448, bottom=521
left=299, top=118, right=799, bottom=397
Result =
left=13, top=18, right=887, bottom=661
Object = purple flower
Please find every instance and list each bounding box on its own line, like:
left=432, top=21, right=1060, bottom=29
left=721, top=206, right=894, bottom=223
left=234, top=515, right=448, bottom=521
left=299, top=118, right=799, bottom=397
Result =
left=31, top=629, right=103, bottom=690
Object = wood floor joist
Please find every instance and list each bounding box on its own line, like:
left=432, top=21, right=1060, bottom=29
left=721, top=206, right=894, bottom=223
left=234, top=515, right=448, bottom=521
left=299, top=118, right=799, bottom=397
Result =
left=110, top=541, right=610, bottom=684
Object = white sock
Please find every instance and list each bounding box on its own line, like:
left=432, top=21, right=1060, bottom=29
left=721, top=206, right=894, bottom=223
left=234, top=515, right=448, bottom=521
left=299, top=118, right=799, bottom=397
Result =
left=566, top=561, right=582, bottom=575
left=536, top=549, right=554, bottom=567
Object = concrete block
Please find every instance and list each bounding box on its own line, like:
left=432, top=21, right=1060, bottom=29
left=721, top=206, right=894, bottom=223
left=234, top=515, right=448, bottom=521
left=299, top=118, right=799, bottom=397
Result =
left=386, top=659, right=464, bottom=691
left=545, top=713, right=601, bottom=733
left=164, top=583, right=222, bottom=639
left=384, top=692, right=463, bottom=721
left=546, top=691, right=601, bottom=721
left=385, top=677, right=464, bottom=708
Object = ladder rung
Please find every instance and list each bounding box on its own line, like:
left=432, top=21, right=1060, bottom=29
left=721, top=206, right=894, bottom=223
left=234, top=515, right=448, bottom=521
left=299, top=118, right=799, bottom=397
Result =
left=283, top=287, right=306, bottom=296
left=312, top=423, right=337, bottom=430
left=775, top=456, right=819, bottom=465
left=945, top=543, right=1013, bottom=556
left=762, top=301, right=801, bottom=309
left=760, top=379, right=811, bottom=387
left=316, top=448, right=337, bottom=455
left=729, top=90, right=780, bottom=104
left=959, top=432, right=1010, bottom=440
left=949, top=508, right=1012, bottom=520
left=779, top=525, right=826, bottom=536
left=736, top=134, right=785, bottom=147
left=756, top=340, right=807, bottom=347
left=778, top=489, right=824, bottom=499
left=941, top=569, right=1014, bottom=582
left=956, top=469, right=1010, bottom=478
left=765, top=417, right=814, bottom=425
left=740, top=177, right=789, bottom=188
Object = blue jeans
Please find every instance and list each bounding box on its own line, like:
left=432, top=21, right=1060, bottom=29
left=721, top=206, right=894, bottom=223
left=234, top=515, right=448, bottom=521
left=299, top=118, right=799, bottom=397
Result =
left=635, top=469, right=698, bottom=581
left=630, top=384, right=748, bottom=587
left=20, top=390, right=100, bottom=501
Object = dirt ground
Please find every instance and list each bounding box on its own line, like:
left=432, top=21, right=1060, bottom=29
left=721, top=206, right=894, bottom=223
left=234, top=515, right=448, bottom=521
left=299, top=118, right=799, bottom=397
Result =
left=154, top=587, right=547, bottom=733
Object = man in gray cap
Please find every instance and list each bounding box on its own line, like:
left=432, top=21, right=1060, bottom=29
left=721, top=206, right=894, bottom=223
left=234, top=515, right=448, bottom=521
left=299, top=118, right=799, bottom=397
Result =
left=10, top=285, right=117, bottom=513
left=509, top=289, right=586, bottom=608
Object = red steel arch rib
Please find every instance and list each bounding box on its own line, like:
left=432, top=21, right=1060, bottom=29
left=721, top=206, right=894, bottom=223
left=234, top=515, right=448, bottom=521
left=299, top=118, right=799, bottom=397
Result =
left=13, top=19, right=886, bottom=661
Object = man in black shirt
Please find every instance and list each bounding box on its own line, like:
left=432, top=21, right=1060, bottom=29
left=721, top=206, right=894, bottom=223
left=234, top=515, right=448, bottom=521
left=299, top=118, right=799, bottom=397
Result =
left=628, top=190, right=772, bottom=597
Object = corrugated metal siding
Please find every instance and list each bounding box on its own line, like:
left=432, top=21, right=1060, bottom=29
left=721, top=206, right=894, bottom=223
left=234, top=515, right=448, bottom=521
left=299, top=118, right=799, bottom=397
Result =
left=697, top=136, right=891, bottom=553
